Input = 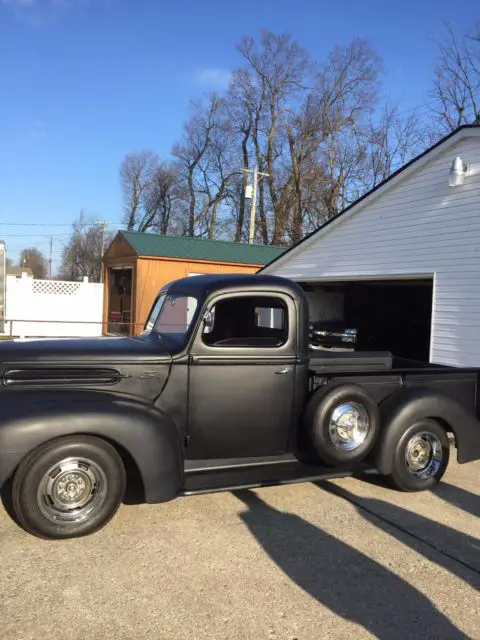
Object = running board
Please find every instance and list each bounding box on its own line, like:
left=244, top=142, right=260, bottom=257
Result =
left=184, top=453, right=297, bottom=474
left=180, top=459, right=375, bottom=496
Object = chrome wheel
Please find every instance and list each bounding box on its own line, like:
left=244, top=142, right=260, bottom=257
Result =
left=37, top=457, right=107, bottom=524
left=405, top=432, right=443, bottom=480
left=329, top=402, right=370, bottom=451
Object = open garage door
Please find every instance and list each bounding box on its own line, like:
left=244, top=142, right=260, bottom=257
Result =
left=303, top=278, right=434, bottom=363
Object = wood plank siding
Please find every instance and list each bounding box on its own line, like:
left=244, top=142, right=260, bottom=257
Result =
left=134, top=257, right=260, bottom=333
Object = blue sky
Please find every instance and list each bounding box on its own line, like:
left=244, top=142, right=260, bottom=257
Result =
left=0, top=0, right=477, bottom=268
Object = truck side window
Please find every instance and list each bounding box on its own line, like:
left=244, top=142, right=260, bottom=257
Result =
left=202, top=296, right=288, bottom=348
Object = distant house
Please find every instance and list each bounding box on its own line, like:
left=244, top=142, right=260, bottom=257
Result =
left=102, top=231, right=285, bottom=335
left=6, top=267, right=34, bottom=278
left=262, top=123, right=480, bottom=366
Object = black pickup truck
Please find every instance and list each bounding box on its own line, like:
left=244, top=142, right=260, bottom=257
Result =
left=1, top=273, right=480, bottom=539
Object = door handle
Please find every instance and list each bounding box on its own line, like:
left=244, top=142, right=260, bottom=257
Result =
left=275, top=367, right=291, bottom=375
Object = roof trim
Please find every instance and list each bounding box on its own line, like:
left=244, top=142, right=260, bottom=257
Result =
left=260, top=124, right=480, bottom=275
left=135, top=254, right=264, bottom=268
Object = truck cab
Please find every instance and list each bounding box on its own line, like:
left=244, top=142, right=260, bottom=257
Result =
left=143, top=273, right=310, bottom=460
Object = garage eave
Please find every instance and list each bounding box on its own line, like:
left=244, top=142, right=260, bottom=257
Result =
left=261, top=124, right=480, bottom=276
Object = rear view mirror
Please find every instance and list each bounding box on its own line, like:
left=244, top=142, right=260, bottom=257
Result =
left=203, top=309, right=214, bottom=334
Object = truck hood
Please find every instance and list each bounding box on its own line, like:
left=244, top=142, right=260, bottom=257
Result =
left=0, top=335, right=171, bottom=365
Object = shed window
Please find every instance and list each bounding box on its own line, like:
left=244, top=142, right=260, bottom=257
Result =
left=202, top=296, right=288, bottom=348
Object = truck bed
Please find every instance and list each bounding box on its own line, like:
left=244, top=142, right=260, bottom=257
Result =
left=309, top=350, right=394, bottom=373
left=307, top=350, right=445, bottom=374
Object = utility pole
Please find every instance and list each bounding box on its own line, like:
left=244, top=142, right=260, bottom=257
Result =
left=48, top=236, right=53, bottom=280
left=243, top=167, right=269, bottom=244
left=249, top=167, right=258, bottom=245
left=97, top=220, right=107, bottom=283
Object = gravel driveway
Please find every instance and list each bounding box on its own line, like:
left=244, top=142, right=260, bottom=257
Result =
left=1, top=454, right=479, bottom=640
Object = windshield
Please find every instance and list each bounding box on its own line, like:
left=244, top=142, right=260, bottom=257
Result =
left=144, top=293, right=198, bottom=338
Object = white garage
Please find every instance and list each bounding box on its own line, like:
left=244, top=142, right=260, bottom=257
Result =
left=262, top=124, right=480, bottom=367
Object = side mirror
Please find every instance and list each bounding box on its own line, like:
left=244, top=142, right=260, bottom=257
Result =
left=203, top=309, right=214, bottom=334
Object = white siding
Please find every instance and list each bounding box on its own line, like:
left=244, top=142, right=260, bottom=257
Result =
left=266, top=133, right=480, bottom=367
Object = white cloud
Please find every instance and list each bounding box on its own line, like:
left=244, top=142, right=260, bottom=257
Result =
left=2, top=0, right=109, bottom=26
left=196, top=68, right=232, bottom=90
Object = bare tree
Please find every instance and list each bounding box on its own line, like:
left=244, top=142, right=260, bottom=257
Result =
left=359, top=105, right=425, bottom=188
left=142, top=162, right=181, bottom=235
left=173, top=94, right=237, bottom=237
left=18, top=248, right=48, bottom=279
left=238, top=30, right=311, bottom=244
left=287, top=40, right=382, bottom=242
left=298, top=102, right=424, bottom=234
left=120, top=151, right=159, bottom=231
left=430, top=23, right=480, bottom=135
left=118, top=30, right=425, bottom=247
left=58, top=212, right=113, bottom=282
left=234, top=33, right=385, bottom=245
left=226, top=69, right=255, bottom=240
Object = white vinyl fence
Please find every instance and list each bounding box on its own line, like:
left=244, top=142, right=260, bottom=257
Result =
left=3, top=274, right=104, bottom=338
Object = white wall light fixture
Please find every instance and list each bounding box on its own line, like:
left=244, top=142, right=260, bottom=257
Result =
left=448, top=156, right=470, bottom=187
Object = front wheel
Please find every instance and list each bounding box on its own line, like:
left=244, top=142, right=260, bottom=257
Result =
left=12, top=435, right=126, bottom=539
left=387, top=419, right=450, bottom=492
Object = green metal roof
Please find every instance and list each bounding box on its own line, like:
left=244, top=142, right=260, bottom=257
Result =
left=119, top=231, right=286, bottom=266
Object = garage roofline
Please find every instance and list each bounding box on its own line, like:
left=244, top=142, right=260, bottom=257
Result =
left=260, top=124, right=480, bottom=275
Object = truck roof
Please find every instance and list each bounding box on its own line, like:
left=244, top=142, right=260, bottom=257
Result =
left=162, top=273, right=306, bottom=300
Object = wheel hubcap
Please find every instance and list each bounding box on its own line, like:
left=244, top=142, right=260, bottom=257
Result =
left=405, top=432, right=443, bottom=479
left=329, top=402, right=370, bottom=451
left=37, top=457, right=107, bottom=524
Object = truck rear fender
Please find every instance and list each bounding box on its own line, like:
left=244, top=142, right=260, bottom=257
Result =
left=373, top=386, right=480, bottom=474
left=0, top=392, right=184, bottom=503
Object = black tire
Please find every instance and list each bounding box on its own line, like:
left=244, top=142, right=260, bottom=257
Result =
left=12, top=435, right=126, bottom=540
left=303, top=384, right=380, bottom=466
left=387, top=419, right=449, bottom=492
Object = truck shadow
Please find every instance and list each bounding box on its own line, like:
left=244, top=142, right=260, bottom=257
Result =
left=317, top=481, right=480, bottom=589
left=351, top=473, right=480, bottom=520
left=233, top=489, right=468, bottom=640
left=434, top=482, right=480, bottom=519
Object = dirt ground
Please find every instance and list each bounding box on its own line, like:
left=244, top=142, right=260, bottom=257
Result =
left=1, top=454, right=479, bottom=640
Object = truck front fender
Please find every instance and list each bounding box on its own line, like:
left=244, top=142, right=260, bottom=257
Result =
left=0, top=390, right=184, bottom=503
left=373, top=386, right=480, bottom=474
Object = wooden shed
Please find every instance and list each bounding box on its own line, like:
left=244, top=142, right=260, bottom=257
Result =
left=102, top=231, right=285, bottom=335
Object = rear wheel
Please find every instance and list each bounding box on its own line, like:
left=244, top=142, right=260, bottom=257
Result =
left=12, top=435, right=126, bottom=539
left=303, top=384, right=380, bottom=466
left=387, top=419, right=449, bottom=492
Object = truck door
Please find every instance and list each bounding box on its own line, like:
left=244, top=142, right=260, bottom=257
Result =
left=187, top=292, right=297, bottom=459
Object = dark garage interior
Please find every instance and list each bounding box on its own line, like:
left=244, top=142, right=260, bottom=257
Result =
left=304, top=279, right=433, bottom=362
